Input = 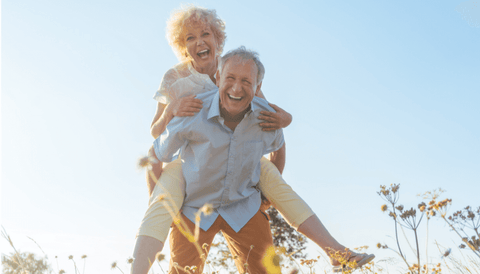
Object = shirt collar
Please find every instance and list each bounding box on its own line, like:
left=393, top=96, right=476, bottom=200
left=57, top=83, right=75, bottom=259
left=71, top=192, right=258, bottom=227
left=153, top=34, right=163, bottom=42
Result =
left=207, top=92, right=255, bottom=120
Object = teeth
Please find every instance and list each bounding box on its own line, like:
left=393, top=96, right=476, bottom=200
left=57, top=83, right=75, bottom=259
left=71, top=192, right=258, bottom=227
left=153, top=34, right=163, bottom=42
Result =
left=198, top=49, right=208, bottom=54
left=228, top=94, right=242, bottom=100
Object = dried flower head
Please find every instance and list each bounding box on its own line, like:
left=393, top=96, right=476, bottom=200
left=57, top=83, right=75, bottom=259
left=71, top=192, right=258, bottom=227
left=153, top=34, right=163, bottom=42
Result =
left=201, top=203, right=214, bottom=216
left=127, top=257, right=134, bottom=264
left=111, top=261, right=117, bottom=269
left=137, top=155, right=158, bottom=170
left=381, top=204, right=388, bottom=212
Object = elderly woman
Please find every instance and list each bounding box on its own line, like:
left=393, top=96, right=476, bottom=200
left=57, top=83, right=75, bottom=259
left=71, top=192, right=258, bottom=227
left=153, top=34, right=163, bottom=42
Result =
left=131, top=5, right=374, bottom=274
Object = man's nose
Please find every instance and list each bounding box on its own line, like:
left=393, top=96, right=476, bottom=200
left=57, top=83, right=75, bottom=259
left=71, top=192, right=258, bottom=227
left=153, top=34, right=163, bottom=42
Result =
left=232, top=82, right=241, bottom=93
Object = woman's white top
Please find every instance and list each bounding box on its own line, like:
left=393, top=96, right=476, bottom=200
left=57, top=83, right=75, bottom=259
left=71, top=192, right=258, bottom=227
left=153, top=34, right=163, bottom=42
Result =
left=153, top=61, right=217, bottom=105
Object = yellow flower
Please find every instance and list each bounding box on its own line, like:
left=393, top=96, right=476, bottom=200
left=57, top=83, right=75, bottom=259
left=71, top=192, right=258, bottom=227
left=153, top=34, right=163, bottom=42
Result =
left=262, top=246, right=281, bottom=274
left=381, top=204, right=388, bottom=212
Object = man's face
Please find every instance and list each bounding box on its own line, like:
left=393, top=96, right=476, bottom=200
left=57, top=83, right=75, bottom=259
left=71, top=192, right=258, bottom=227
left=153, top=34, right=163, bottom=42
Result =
left=216, top=56, right=262, bottom=118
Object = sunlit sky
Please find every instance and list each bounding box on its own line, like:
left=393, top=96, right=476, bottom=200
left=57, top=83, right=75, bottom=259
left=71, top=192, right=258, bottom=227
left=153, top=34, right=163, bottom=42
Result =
left=2, top=1, right=479, bottom=273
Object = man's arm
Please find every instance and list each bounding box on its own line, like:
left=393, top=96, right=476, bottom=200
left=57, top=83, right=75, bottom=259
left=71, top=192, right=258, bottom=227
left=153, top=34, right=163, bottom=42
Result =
left=268, top=142, right=286, bottom=174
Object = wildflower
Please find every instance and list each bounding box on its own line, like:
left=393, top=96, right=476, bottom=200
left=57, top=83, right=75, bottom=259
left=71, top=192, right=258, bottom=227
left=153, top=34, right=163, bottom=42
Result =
left=376, top=243, right=382, bottom=248
left=68, top=255, right=73, bottom=260
left=127, top=257, right=134, bottom=264
left=202, top=243, right=209, bottom=249
left=201, top=203, right=214, bottom=216
left=441, top=248, right=451, bottom=258
left=381, top=204, right=388, bottom=212
left=391, top=184, right=399, bottom=193
left=262, top=246, right=281, bottom=274
left=81, top=254, right=87, bottom=259
left=459, top=244, right=466, bottom=249
left=59, top=270, right=65, bottom=274
left=250, top=245, right=254, bottom=250
left=137, top=155, right=158, bottom=170
left=111, top=261, right=117, bottom=269
left=396, top=205, right=404, bottom=211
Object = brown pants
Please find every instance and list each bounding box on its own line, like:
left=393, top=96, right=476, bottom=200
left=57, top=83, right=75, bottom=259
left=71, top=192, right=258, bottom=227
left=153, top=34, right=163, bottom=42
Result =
left=169, top=209, right=273, bottom=274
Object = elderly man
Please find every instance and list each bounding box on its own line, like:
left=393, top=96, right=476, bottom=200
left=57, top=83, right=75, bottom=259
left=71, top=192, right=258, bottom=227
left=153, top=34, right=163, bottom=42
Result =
left=150, top=46, right=282, bottom=273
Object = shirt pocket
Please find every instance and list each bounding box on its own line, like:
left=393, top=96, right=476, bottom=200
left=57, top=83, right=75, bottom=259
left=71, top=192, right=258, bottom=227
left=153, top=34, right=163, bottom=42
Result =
left=241, top=141, right=264, bottom=180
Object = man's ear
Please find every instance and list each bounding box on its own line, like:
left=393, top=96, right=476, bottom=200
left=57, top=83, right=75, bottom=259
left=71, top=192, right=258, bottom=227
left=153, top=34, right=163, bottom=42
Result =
left=215, top=70, right=221, bottom=87
left=255, top=81, right=263, bottom=96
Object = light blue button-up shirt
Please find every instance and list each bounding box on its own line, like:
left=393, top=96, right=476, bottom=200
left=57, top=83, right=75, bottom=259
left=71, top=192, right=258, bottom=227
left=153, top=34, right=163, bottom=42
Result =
left=153, top=88, right=284, bottom=232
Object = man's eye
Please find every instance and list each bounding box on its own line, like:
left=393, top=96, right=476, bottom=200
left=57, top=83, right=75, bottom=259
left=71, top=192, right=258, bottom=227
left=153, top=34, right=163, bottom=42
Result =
left=227, top=76, right=234, bottom=80
left=186, top=36, right=194, bottom=41
left=202, top=32, right=210, bottom=36
left=242, top=80, right=251, bottom=84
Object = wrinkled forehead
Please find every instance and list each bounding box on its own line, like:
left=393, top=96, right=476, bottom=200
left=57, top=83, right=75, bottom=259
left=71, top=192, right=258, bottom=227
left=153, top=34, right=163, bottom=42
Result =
left=223, top=56, right=258, bottom=79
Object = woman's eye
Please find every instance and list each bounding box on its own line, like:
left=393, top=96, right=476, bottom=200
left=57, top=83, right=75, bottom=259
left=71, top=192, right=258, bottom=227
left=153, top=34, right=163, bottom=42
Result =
left=202, top=32, right=210, bottom=36
left=186, top=36, right=194, bottom=41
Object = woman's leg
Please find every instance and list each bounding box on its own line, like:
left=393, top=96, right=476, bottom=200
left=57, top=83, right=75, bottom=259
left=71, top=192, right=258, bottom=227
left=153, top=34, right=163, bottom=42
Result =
left=131, top=158, right=185, bottom=274
left=258, top=158, right=370, bottom=266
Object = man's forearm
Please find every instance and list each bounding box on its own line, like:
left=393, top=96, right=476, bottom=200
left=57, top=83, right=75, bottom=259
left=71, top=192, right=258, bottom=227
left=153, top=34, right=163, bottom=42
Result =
left=269, top=142, right=286, bottom=174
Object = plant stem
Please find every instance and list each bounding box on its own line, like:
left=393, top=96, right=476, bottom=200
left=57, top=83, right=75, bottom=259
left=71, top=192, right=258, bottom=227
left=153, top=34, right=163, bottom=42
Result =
left=414, top=228, right=420, bottom=274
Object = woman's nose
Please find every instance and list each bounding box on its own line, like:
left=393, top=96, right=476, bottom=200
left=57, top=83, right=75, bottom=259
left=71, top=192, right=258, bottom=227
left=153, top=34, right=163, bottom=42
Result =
left=197, top=39, right=205, bottom=46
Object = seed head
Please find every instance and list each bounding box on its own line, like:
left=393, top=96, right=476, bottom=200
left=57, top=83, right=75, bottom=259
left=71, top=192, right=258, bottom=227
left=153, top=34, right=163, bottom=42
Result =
left=201, top=204, right=214, bottom=216
left=381, top=204, right=388, bottom=212
left=155, top=252, right=165, bottom=262
left=68, top=255, right=73, bottom=260
left=111, top=261, right=117, bottom=269
left=127, top=257, right=134, bottom=264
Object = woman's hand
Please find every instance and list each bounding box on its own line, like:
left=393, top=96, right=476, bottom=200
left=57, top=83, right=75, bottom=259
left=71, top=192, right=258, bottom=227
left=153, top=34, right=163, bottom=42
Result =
left=258, top=103, right=292, bottom=131
left=166, top=95, right=203, bottom=118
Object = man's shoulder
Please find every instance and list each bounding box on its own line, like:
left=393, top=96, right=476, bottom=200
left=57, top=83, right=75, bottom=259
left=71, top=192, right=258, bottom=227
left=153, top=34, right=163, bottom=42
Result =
left=195, top=88, right=218, bottom=102
left=252, top=96, right=275, bottom=113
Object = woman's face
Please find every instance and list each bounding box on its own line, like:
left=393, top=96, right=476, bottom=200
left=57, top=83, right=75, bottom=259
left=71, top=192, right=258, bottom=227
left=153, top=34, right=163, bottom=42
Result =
left=184, top=24, right=218, bottom=72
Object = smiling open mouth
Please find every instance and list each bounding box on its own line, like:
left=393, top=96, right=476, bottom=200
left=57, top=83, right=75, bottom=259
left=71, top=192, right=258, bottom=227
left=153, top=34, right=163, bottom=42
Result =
left=228, top=94, right=242, bottom=100
left=197, top=49, right=209, bottom=58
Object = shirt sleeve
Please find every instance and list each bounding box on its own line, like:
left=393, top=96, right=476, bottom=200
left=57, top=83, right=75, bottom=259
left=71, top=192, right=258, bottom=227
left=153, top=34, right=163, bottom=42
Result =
left=264, top=129, right=285, bottom=154
left=153, top=116, right=189, bottom=162
left=153, top=68, right=178, bottom=105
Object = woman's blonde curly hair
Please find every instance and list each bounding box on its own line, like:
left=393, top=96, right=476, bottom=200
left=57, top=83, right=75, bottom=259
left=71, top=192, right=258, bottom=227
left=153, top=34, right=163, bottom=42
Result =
left=166, top=5, right=226, bottom=62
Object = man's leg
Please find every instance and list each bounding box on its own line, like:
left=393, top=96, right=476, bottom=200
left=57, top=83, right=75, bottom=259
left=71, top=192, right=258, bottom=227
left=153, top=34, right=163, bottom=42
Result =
left=221, top=209, right=274, bottom=274
left=168, top=214, right=219, bottom=274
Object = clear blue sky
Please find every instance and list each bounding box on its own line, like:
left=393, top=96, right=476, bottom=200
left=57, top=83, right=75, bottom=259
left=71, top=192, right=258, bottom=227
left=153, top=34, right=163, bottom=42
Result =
left=2, top=1, right=479, bottom=273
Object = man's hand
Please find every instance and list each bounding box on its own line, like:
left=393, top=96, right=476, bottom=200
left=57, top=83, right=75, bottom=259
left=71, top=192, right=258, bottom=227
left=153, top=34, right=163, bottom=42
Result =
left=258, top=103, right=292, bottom=131
left=166, top=95, right=203, bottom=118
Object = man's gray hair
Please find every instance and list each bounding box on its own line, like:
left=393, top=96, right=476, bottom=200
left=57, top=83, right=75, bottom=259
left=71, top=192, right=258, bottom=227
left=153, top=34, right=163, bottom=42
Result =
left=218, top=46, right=265, bottom=85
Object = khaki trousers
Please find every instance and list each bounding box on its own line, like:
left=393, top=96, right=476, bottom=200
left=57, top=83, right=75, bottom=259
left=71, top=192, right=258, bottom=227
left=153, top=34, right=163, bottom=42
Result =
left=169, top=210, right=273, bottom=274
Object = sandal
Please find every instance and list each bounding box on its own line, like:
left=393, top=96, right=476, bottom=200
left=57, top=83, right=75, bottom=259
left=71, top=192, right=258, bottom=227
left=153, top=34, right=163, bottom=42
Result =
left=332, top=253, right=375, bottom=273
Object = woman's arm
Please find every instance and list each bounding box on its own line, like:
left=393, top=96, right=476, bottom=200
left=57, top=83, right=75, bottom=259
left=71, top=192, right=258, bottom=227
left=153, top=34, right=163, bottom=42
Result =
left=150, top=95, right=203, bottom=138
left=256, top=89, right=293, bottom=131
left=268, top=142, right=286, bottom=174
